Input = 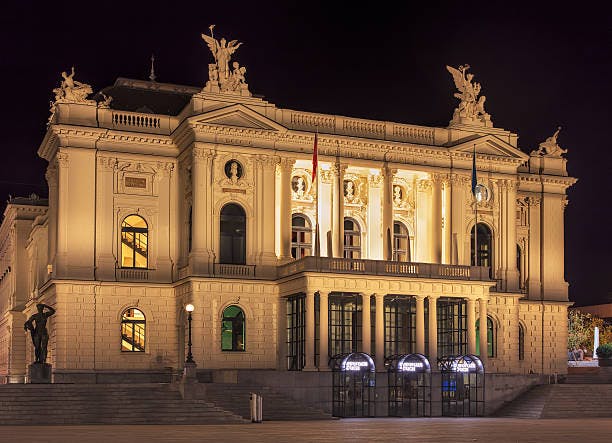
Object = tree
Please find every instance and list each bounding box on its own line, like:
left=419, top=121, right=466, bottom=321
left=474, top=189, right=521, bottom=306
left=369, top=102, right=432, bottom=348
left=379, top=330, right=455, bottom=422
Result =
left=568, top=309, right=612, bottom=354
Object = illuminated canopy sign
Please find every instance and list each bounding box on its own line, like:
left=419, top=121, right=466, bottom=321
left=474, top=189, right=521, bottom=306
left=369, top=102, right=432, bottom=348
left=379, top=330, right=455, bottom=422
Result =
left=454, top=361, right=477, bottom=373
left=344, top=360, right=370, bottom=371
left=399, top=361, right=424, bottom=372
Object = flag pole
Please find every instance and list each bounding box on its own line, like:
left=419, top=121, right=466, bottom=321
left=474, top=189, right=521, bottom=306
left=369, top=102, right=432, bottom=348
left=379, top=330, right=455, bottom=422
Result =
left=313, top=128, right=320, bottom=258
left=472, top=144, right=478, bottom=267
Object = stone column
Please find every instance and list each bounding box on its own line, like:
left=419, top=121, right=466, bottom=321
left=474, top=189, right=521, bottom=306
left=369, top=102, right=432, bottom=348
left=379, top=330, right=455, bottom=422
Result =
left=304, top=291, right=316, bottom=371
left=467, top=298, right=477, bottom=355
left=95, top=157, right=116, bottom=281
left=382, top=165, right=395, bottom=261
left=416, top=178, right=432, bottom=263
left=318, top=170, right=334, bottom=257
left=375, top=293, right=385, bottom=371
left=367, top=173, right=384, bottom=260
left=505, top=180, right=519, bottom=291
left=450, top=174, right=466, bottom=265
left=331, top=162, right=347, bottom=258
left=256, top=156, right=280, bottom=269
left=45, top=165, right=58, bottom=274
left=190, top=145, right=215, bottom=275
left=428, top=295, right=438, bottom=363
left=278, top=158, right=295, bottom=262
left=415, top=295, right=426, bottom=354
left=319, top=291, right=329, bottom=370
left=55, top=151, right=69, bottom=276
left=362, top=293, right=371, bottom=355
left=431, top=174, right=443, bottom=264
left=442, top=176, right=452, bottom=264
left=479, top=297, right=488, bottom=363
left=527, top=196, right=542, bottom=300
left=154, top=161, right=174, bottom=281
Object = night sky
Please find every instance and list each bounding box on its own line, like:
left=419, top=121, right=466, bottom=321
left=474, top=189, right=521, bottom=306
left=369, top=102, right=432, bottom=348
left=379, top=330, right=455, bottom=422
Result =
left=0, top=1, right=609, bottom=305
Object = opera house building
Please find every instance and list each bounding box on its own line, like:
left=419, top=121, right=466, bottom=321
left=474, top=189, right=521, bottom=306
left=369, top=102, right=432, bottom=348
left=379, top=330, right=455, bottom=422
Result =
left=0, top=32, right=576, bottom=417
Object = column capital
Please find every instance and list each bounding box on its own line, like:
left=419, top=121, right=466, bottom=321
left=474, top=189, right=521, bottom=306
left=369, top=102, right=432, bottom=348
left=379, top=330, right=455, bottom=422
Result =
left=416, top=178, right=432, bottom=193
left=193, top=145, right=215, bottom=161
left=431, top=172, right=447, bottom=185
left=277, top=156, right=295, bottom=173
left=427, top=294, right=440, bottom=301
left=98, top=156, right=117, bottom=171
left=56, top=151, right=69, bottom=168
left=320, top=169, right=334, bottom=184
left=368, top=173, right=384, bottom=187
left=256, top=154, right=279, bottom=171
left=331, top=162, right=348, bottom=177
left=415, top=294, right=427, bottom=301
left=528, top=196, right=541, bottom=207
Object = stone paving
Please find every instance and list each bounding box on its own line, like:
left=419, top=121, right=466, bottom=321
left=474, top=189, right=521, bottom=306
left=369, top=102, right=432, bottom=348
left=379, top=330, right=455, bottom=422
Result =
left=0, top=418, right=611, bottom=443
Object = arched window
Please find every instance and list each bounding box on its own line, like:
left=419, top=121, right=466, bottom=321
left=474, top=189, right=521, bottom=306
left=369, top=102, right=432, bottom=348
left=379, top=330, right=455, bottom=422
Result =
left=518, top=323, right=525, bottom=361
left=291, top=215, right=312, bottom=259
left=343, top=218, right=361, bottom=259
left=121, top=215, right=148, bottom=268
left=220, top=203, right=246, bottom=264
left=121, top=308, right=145, bottom=352
left=393, top=221, right=410, bottom=262
left=470, top=223, right=492, bottom=268
left=476, top=315, right=496, bottom=358
left=221, top=305, right=245, bottom=351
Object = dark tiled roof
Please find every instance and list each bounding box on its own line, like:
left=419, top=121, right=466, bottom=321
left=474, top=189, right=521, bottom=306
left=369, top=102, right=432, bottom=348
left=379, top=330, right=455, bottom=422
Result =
left=92, top=78, right=200, bottom=116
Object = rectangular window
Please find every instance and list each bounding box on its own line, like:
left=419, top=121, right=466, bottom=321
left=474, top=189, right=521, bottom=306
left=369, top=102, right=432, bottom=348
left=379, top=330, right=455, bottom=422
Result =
left=384, top=296, right=416, bottom=358
left=329, top=294, right=362, bottom=356
left=286, top=295, right=305, bottom=371
left=437, top=298, right=467, bottom=358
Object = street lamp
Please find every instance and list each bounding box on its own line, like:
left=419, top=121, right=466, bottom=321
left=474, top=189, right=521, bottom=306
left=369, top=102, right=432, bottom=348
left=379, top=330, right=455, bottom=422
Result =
left=185, top=303, right=194, bottom=364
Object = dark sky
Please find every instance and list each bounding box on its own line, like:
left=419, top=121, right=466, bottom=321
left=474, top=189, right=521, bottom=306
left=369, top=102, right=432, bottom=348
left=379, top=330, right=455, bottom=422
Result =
left=0, top=1, right=610, bottom=305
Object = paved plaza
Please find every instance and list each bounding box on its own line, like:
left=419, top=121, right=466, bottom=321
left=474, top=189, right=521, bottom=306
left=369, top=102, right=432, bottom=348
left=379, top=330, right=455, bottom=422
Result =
left=0, top=418, right=610, bottom=443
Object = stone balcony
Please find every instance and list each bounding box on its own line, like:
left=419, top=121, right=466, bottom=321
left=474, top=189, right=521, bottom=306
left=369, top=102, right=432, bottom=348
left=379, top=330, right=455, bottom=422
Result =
left=276, top=257, right=492, bottom=282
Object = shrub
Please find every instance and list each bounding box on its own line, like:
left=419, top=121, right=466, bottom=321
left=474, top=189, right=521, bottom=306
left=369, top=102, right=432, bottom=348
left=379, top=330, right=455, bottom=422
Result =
left=596, top=343, right=612, bottom=359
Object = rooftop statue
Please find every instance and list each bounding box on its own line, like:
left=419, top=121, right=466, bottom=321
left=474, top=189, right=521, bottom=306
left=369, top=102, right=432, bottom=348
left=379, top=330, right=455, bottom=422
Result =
left=52, top=66, right=93, bottom=103
left=532, top=126, right=567, bottom=157
left=446, top=64, right=492, bottom=126
left=201, top=25, right=251, bottom=96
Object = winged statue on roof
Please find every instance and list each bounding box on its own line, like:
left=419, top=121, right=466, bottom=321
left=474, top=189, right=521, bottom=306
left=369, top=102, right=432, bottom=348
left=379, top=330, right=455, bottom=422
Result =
left=201, top=25, right=251, bottom=96
left=446, top=64, right=491, bottom=125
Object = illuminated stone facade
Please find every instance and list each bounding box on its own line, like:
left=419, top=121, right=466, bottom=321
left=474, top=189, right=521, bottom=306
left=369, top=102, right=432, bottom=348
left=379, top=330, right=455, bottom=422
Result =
left=0, top=56, right=575, bottom=384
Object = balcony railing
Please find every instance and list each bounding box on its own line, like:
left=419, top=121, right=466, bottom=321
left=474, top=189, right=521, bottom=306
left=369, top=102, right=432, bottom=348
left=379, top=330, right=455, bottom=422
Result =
left=117, top=268, right=150, bottom=281
left=277, top=257, right=491, bottom=281
left=213, top=263, right=256, bottom=278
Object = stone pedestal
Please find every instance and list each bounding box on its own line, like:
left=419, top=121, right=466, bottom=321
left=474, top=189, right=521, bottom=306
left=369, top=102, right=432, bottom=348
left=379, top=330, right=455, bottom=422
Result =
left=28, top=363, right=52, bottom=384
left=183, top=361, right=198, bottom=383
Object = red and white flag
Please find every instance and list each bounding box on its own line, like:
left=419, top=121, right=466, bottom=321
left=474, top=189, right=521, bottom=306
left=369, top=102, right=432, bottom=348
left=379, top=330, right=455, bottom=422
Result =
left=312, top=132, right=318, bottom=182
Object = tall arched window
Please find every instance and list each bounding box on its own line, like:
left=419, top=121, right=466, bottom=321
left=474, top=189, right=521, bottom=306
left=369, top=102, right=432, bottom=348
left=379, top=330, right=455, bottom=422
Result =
left=220, top=203, right=246, bottom=264
left=221, top=305, right=245, bottom=351
left=121, top=215, right=148, bottom=268
left=291, top=215, right=312, bottom=259
left=476, top=315, right=496, bottom=358
left=470, top=223, right=492, bottom=268
left=393, top=221, right=410, bottom=262
left=121, top=308, right=146, bottom=352
left=518, top=323, right=525, bottom=361
left=343, top=218, right=361, bottom=259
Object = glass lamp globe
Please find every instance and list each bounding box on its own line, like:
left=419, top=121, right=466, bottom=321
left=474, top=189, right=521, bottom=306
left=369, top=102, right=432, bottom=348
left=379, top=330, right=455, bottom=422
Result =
left=185, top=303, right=195, bottom=312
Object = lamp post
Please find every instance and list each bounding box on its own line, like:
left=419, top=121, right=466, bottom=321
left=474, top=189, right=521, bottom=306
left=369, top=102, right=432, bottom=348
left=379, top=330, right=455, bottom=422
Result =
left=185, top=303, right=194, bottom=364
left=183, top=303, right=197, bottom=383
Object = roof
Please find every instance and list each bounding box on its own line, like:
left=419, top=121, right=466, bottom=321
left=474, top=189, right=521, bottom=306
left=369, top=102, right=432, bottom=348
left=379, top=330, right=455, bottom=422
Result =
left=93, top=78, right=200, bottom=116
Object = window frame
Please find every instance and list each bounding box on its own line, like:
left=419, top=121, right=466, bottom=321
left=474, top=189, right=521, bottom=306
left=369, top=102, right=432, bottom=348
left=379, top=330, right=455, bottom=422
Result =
left=343, top=218, right=361, bottom=259
left=120, top=307, right=146, bottom=352
left=291, top=214, right=312, bottom=259
left=221, top=305, right=246, bottom=352
left=120, top=214, right=149, bottom=269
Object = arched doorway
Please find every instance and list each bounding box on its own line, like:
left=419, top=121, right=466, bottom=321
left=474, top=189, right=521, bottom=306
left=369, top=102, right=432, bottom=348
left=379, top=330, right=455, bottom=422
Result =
left=331, top=352, right=376, bottom=417
left=470, top=223, right=492, bottom=269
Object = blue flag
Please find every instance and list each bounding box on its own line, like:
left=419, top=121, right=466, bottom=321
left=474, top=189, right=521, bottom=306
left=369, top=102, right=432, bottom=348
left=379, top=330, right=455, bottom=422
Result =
left=471, top=145, right=477, bottom=196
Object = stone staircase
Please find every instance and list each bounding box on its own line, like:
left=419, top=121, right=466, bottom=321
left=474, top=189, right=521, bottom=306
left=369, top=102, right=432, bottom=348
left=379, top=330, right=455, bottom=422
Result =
left=564, top=367, right=612, bottom=384
left=493, top=385, right=553, bottom=418
left=495, top=383, right=612, bottom=418
left=203, top=383, right=333, bottom=421
left=0, top=383, right=247, bottom=425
